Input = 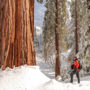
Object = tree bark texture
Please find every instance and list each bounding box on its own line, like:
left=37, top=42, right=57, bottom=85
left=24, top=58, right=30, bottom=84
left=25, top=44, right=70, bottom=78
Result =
left=0, top=0, right=36, bottom=70
left=75, top=0, right=79, bottom=54
left=55, top=0, right=60, bottom=77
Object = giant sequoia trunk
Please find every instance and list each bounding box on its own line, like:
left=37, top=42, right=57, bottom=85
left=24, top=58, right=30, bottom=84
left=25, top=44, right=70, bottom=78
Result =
left=55, top=0, right=60, bottom=77
left=0, top=0, right=36, bottom=70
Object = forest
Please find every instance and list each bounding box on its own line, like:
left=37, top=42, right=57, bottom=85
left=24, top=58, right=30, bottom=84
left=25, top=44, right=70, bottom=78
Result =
left=0, top=0, right=90, bottom=90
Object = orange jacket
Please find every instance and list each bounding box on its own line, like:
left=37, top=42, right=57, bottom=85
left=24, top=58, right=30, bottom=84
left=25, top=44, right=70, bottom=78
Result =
left=73, top=60, right=79, bottom=71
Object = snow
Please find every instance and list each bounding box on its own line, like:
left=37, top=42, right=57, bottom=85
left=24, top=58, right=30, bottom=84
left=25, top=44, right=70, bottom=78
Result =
left=61, top=49, right=72, bottom=69
left=36, top=54, right=55, bottom=79
left=0, top=54, right=90, bottom=90
left=0, top=66, right=50, bottom=90
left=61, top=49, right=71, bottom=60
left=35, top=26, right=42, bottom=36
left=35, top=26, right=41, bottom=30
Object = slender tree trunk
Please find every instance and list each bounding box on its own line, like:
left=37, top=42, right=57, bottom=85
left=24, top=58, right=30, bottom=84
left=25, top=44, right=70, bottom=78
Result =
left=55, top=0, right=60, bottom=77
left=87, top=0, right=90, bottom=9
left=75, top=0, right=78, bottom=54
left=0, top=18, right=2, bottom=67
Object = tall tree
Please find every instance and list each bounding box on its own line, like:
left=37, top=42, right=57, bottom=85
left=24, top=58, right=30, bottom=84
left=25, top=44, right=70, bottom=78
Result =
left=75, top=0, right=78, bottom=54
left=43, top=0, right=68, bottom=77
left=0, top=0, right=36, bottom=70
left=55, top=0, right=60, bottom=77
left=67, top=0, right=90, bottom=66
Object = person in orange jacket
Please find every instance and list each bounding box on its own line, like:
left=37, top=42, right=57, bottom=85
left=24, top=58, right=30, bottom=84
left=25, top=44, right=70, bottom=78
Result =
left=70, top=57, right=81, bottom=83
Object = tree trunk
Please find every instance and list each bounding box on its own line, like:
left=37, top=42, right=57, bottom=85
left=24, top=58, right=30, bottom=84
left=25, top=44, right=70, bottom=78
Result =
left=55, top=0, right=60, bottom=77
left=75, top=0, right=78, bottom=54
left=15, top=0, right=22, bottom=66
left=0, top=0, right=15, bottom=70
left=0, top=0, right=36, bottom=70
left=29, top=0, right=34, bottom=40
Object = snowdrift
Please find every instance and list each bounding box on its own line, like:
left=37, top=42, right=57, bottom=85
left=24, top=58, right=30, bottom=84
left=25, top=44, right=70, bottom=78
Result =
left=0, top=65, right=50, bottom=90
left=0, top=65, right=90, bottom=90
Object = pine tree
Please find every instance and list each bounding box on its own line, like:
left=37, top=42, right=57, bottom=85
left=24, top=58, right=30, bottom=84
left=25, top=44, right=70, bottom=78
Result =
left=67, top=0, right=90, bottom=67
left=75, top=0, right=78, bottom=54
left=55, top=0, right=60, bottom=77
left=43, top=0, right=68, bottom=77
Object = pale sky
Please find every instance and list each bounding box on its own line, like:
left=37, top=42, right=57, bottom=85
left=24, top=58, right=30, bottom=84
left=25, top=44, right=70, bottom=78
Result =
left=34, top=0, right=46, bottom=27
left=34, top=0, right=71, bottom=27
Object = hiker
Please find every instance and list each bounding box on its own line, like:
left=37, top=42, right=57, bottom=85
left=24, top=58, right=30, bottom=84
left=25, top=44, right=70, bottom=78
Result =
left=70, top=57, right=82, bottom=83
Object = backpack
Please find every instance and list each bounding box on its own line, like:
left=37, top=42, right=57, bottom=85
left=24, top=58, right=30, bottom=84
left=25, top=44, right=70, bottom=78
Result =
left=78, top=61, right=82, bottom=70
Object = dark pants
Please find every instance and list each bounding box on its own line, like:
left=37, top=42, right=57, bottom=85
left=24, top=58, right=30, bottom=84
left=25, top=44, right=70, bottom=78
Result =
left=70, top=70, right=80, bottom=83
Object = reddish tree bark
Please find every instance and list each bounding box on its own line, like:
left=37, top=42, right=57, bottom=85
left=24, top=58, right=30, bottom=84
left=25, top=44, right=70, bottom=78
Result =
left=0, top=0, right=36, bottom=70
left=75, top=0, right=78, bottom=54
left=15, top=0, right=22, bottom=66
left=55, top=0, right=60, bottom=77
left=29, top=0, right=34, bottom=40
left=1, top=0, right=15, bottom=70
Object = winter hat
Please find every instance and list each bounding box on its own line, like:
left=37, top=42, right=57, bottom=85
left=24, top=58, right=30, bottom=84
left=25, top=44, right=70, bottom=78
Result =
left=74, top=57, right=78, bottom=61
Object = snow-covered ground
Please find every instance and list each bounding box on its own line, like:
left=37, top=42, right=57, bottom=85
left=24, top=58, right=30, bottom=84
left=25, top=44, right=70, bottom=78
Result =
left=36, top=53, right=55, bottom=79
left=0, top=66, right=50, bottom=90
left=0, top=54, right=90, bottom=90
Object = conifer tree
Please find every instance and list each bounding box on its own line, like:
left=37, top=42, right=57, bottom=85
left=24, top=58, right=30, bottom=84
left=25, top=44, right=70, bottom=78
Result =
left=0, top=0, right=36, bottom=70
left=67, top=0, right=90, bottom=66
left=43, top=0, right=68, bottom=77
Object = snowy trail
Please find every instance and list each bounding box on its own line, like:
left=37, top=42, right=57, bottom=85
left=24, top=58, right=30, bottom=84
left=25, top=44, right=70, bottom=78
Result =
left=0, top=65, right=90, bottom=90
left=36, top=53, right=90, bottom=90
left=0, top=54, right=90, bottom=90
left=36, top=53, right=55, bottom=79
